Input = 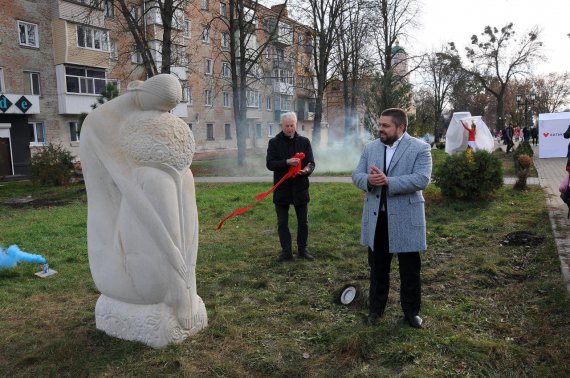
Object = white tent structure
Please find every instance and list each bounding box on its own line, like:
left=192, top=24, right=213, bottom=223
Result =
left=445, top=112, right=495, bottom=154
left=538, top=112, right=570, bottom=158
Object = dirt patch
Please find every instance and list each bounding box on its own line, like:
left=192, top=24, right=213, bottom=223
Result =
left=501, top=231, right=545, bottom=246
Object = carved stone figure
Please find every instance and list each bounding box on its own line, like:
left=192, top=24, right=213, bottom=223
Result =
left=80, top=74, right=207, bottom=348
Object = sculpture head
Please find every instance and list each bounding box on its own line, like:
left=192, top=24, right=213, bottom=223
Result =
left=130, top=74, right=182, bottom=112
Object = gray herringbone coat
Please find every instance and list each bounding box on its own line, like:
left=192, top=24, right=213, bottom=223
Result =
left=352, top=133, right=432, bottom=253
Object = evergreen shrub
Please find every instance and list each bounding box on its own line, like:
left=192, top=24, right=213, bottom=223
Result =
left=513, top=141, right=534, bottom=171
left=433, top=150, right=503, bottom=200
left=30, top=143, right=75, bottom=186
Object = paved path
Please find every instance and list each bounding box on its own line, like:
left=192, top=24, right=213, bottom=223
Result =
left=532, top=147, right=570, bottom=294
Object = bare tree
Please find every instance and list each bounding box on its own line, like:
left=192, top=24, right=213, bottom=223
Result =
left=453, top=23, right=543, bottom=130
left=364, top=0, right=421, bottom=115
left=420, top=46, right=463, bottom=141
left=335, top=0, right=374, bottom=146
left=219, top=0, right=289, bottom=165
left=80, top=0, right=189, bottom=78
left=533, top=72, right=570, bottom=113
left=295, top=0, right=346, bottom=147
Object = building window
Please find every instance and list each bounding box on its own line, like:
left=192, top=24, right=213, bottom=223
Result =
left=109, top=40, right=117, bottom=61
left=222, top=62, right=231, bottom=78
left=77, top=25, right=109, bottom=51
left=221, top=32, right=230, bottom=48
left=0, top=68, right=4, bottom=92
left=206, top=123, right=214, bottom=140
left=28, top=122, right=45, bottom=145
left=246, top=90, right=260, bottom=108
left=104, top=0, right=115, bottom=18
left=282, top=96, right=292, bottom=111
left=132, top=44, right=143, bottom=64
left=201, top=0, right=209, bottom=10
left=220, top=1, right=227, bottom=17
left=205, top=58, right=212, bottom=75
left=18, top=21, right=39, bottom=48
left=266, top=95, right=272, bottom=111
left=223, top=92, right=230, bottom=108
left=204, top=89, right=212, bottom=106
left=24, top=71, right=41, bottom=96
left=130, top=6, right=140, bottom=24
left=202, top=26, right=210, bottom=44
left=268, top=123, right=274, bottom=137
left=225, top=123, right=231, bottom=139
left=183, top=20, right=191, bottom=38
left=255, top=123, right=262, bottom=139
left=182, top=85, right=192, bottom=104
left=65, top=66, right=116, bottom=95
left=69, top=121, right=81, bottom=142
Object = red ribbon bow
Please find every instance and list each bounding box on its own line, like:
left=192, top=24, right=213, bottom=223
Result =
left=216, top=152, right=306, bottom=231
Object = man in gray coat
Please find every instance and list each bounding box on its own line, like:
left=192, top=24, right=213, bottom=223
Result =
left=352, top=108, right=432, bottom=328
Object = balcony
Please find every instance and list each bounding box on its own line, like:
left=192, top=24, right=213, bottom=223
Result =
left=273, top=81, right=294, bottom=95
left=55, top=64, right=119, bottom=114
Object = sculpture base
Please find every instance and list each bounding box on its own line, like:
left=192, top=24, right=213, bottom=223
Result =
left=95, top=294, right=207, bottom=348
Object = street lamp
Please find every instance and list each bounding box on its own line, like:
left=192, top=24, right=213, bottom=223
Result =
left=516, top=92, right=536, bottom=128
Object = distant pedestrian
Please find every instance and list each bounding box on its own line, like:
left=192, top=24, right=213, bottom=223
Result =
left=523, top=126, right=530, bottom=143
left=504, top=124, right=515, bottom=153
left=531, top=126, right=538, bottom=145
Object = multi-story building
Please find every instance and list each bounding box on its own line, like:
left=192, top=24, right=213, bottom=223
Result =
left=0, top=0, right=317, bottom=177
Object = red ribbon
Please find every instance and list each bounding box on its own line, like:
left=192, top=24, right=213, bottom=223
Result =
left=216, top=152, right=306, bottom=231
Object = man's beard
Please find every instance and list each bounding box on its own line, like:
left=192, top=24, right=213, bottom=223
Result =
left=380, top=133, right=398, bottom=145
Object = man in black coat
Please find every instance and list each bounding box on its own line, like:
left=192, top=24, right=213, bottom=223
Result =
left=531, top=126, right=538, bottom=146
left=504, top=124, right=515, bottom=153
left=266, top=112, right=316, bottom=262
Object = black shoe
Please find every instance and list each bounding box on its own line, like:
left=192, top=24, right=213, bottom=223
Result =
left=405, top=314, right=423, bottom=329
left=276, top=252, right=293, bottom=262
left=298, top=251, right=314, bottom=261
left=366, top=312, right=381, bottom=326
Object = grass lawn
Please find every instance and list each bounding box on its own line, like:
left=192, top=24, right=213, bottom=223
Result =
left=1, top=181, right=569, bottom=376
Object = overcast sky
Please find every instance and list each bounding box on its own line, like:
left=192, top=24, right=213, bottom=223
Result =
left=409, top=0, right=570, bottom=75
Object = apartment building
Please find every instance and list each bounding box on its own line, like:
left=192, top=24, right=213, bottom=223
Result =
left=0, top=0, right=317, bottom=177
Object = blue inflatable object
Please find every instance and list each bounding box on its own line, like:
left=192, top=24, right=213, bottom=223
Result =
left=0, top=245, right=46, bottom=270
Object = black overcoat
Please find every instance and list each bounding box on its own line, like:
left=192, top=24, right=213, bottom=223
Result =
left=266, top=131, right=315, bottom=205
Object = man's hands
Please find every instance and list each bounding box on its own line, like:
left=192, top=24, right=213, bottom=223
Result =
left=287, top=157, right=301, bottom=166
left=287, top=157, right=311, bottom=175
left=368, top=165, right=388, bottom=186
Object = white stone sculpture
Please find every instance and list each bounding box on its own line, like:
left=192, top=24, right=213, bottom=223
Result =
left=80, top=74, right=207, bottom=348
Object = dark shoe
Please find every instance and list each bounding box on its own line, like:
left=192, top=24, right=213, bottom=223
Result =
left=405, top=314, right=423, bottom=329
left=276, top=252, right=293, bottom=262
left=366, top=312, right=381, bottom=326
left=298, top=251, right=314, bottom=261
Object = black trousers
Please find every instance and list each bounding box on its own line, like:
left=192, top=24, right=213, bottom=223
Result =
left=368, top=211, right=421, bottom=316
left=275, top=203, right=308, bottom=254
